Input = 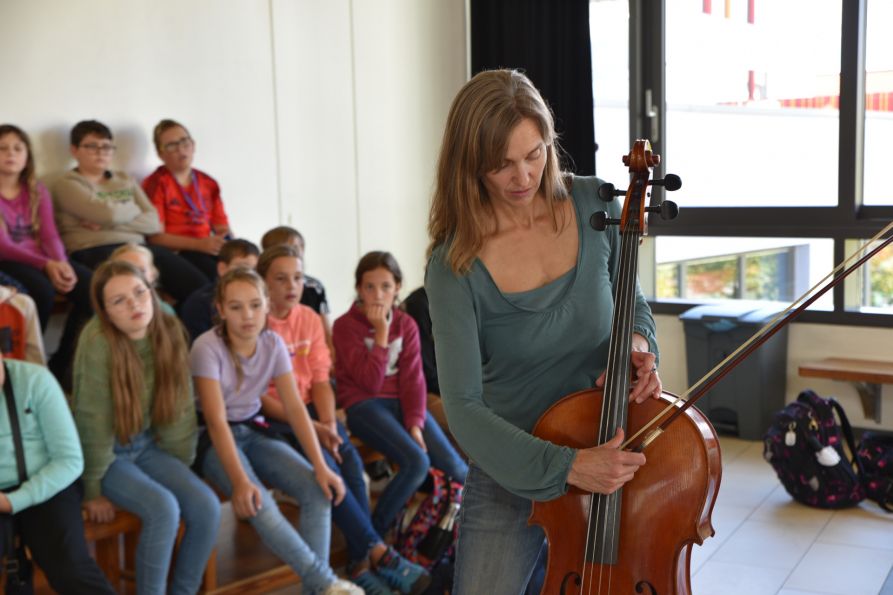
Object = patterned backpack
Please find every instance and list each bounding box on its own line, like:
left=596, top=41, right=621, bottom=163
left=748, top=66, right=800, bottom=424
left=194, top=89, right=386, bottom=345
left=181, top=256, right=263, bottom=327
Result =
left=856, top=431, right=893, bottom=512
left=763, top=389, right=865, bottom=509
left=394, top=468, right=463, bottom=570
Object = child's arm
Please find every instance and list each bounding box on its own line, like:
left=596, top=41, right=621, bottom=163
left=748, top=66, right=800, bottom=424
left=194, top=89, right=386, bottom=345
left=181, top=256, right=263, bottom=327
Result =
left=273, top=371, right=345, bottom=504
left=194, top=376, right=263, bottom=518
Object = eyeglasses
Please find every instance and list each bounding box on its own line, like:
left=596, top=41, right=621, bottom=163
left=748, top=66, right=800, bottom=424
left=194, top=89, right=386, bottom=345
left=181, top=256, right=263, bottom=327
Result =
left=79, top=143, right=116, bottom=154
left=162, top=136, right=194, bottom=153
left=106, top=286, right=151, bottom=310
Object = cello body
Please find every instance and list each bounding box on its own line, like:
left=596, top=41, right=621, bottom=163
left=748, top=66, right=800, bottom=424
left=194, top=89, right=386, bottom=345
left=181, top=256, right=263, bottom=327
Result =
left=529, top=388, right=722, bottom=595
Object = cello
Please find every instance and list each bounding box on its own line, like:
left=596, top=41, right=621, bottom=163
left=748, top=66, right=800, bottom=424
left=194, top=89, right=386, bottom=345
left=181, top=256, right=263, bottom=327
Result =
left=530, top=140, right=722, bottom=595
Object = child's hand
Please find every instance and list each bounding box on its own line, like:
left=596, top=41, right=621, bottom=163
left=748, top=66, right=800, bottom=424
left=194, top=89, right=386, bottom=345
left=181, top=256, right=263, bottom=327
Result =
left=313, top=420, right=343, bottom=464
left=315, top=466, right=346, bottom=505
left=364, top=303, right=388, bottom=330
left=45, top=260, right=76, bottom=293
left=232, top=479, right=263, bottom=519
left=83, top=496, right=116, bottom=523
left=197, top=235, right=226, bottom=255
left=409, top=425, right=427, bottom=452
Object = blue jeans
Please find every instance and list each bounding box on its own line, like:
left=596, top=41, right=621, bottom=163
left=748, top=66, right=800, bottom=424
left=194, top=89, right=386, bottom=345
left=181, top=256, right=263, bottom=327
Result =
left=200, top=424, right=337, bottom=594
left=101, top=432, right=221, bottom=595
left=270, top=404, right=381, bottom=563
left=453, top=464, right=546, bottom=595
left=345, top=398, right=468, bottom=536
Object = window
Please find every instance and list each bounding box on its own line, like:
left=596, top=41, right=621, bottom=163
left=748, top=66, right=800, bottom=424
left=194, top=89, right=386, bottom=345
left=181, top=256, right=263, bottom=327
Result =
left=593, top=0, right=893, bottom=323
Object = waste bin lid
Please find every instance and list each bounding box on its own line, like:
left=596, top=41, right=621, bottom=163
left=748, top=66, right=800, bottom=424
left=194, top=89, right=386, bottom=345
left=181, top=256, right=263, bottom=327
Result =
left=679, top=300, right=789, bottom=324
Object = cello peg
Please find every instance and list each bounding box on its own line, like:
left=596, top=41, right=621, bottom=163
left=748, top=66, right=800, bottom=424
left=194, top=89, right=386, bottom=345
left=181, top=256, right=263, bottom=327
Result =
left=645, top=200, right=679, bottom=220
left=651, top=174, right=682, bottom=191
left=597, top=183, right=626, bottom=202
left=589, top=211, right=620, bottom=231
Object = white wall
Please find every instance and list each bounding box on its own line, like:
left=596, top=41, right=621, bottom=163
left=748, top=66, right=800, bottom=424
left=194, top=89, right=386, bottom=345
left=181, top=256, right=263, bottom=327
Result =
left=656, top=314, right=893, bottom=431
left=1, top=0, right=467, bottom=317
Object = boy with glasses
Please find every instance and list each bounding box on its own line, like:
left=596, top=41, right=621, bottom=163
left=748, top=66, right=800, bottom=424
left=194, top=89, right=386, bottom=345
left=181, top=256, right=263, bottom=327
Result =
left=142, top=119, right=232, bottom=283
left=52, top=120, right=207, bottom=308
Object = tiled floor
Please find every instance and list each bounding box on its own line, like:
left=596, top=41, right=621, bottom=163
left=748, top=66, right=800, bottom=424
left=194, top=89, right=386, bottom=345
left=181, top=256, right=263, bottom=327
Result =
left=692, top=436, right=893, bottom=595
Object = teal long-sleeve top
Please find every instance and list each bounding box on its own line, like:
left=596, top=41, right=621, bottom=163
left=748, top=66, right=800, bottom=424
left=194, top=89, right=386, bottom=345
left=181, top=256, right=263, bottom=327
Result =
left=425, top=176, right=658, bottom=502
left=73, top=317, right=198, bottom=501
left=0, top=359, right=84, bottom=513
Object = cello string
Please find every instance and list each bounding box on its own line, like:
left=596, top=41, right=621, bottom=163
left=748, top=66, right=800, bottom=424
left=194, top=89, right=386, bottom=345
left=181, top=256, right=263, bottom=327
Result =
left=589, top=221, right=635, bottom=595
left=621, top=219, right=893, bottom=450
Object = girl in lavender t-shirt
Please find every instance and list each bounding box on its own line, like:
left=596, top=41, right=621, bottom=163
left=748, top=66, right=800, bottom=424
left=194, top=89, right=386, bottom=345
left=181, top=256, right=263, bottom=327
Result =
left=189, top=267, right=362, bottom=595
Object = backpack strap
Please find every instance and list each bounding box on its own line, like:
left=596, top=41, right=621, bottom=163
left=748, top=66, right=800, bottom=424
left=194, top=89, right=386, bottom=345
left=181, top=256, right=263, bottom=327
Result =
left=828, top=396, right=865, bottom=477
left=3, top=363, right=26, bottom=485
left=2, top=361, right=27, bottom=577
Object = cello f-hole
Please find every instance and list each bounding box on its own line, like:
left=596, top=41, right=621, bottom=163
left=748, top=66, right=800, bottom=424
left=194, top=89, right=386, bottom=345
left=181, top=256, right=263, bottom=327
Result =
left=559, top=572, right=582, bottom=595
left=635, top=580, right=658, bottom=594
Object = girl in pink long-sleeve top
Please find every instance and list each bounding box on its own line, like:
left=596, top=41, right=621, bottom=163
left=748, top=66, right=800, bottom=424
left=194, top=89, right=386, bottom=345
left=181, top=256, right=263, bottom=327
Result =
left=333, top=251, right=467, bottom=537
left=0, top=124, right=93, bottom=383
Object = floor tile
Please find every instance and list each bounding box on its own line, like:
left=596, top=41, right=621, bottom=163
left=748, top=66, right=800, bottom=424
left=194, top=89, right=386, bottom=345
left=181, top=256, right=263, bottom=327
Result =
left=818, top=505, right=893, bottom=551
left=692, top=560, right=789, bottom=595
left=711, top=519, right=820, bottom=570
left=784, top=542, right=893, bottom=595
left=749, top=485, right=834, bottom=529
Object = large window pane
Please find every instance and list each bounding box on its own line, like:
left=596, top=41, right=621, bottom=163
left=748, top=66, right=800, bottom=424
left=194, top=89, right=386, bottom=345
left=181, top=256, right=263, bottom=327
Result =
left=590, top=0, right=629, bottom=184
left=666, top=1, right=840, bottom=207
left=652, top=236, right=834, bottom=310
left=862, top=0, right=893, bottom=206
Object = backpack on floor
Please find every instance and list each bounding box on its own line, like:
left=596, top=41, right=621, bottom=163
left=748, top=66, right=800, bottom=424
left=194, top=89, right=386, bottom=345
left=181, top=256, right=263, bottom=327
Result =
left=763, top=389, right=865, bottom=509
left=856, top=431, right=893, bottom=512
left=394, top=468, right=463, bottom=571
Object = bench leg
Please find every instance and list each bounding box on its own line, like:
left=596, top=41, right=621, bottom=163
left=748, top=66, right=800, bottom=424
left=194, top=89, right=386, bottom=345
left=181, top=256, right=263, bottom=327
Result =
left=94, top=535, right=122, bottom=587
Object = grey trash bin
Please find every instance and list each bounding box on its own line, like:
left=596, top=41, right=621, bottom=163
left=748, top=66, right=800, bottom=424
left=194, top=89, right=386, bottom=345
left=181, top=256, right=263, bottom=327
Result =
left=679, top=301, right=789, bottom=440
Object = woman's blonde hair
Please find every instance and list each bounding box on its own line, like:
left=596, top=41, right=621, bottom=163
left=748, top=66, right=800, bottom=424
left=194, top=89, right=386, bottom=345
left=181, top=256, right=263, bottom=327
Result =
left=213, top=266, right=268, bottom=390
left=110, top=243, right=158, bottom=283
left=0, top=125, right=42, bottom=241
left=89, top=260, right=191, bottom=443
left=427, top=69, right=568, bottom=274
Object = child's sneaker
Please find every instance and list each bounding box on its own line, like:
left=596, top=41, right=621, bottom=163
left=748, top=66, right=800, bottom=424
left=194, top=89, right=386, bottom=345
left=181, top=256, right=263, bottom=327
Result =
left=375, top=547, right=431, bottom=595
left=322, top=578, right=365, bottom=595
left=349, top=567, right=391, bottom=595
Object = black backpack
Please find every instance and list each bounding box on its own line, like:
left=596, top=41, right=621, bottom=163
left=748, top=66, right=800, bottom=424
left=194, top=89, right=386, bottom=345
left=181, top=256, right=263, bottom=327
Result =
left=763, top=389, right=865, bottom=509
left=856, top=431, right=893, bottom=512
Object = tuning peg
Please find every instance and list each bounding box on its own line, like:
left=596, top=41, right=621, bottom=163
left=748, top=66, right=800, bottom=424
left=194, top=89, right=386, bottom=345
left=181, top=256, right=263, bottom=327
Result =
left=645, top=200, right=679, bottom=220
left=597, top=183, right=626, bottom=202
left=589, top=211, right=620, bottom=231
left=651, top=174, right=681, bottom=191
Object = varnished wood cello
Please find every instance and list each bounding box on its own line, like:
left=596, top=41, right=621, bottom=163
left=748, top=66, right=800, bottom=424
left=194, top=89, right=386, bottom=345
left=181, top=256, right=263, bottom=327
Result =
left=530, top=140, right=722, bottom=595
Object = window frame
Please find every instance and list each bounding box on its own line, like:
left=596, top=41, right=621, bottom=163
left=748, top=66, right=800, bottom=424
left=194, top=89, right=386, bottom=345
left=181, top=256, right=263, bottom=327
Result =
left=625, top=0, right=893, bottom=327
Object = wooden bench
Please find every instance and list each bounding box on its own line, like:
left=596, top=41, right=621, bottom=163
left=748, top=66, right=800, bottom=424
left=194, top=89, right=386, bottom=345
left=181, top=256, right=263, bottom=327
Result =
left=798, top=357, right=893, bottom=423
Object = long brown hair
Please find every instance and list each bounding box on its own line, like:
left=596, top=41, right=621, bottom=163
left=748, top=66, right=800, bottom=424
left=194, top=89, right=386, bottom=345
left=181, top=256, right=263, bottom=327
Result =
left=427, top=69, right=568, bottom=274
left=0, top=124, right=42, bottom=239
left=214, top=266, right=268, bottom=390
left=90, top=260, right=191, bottom=443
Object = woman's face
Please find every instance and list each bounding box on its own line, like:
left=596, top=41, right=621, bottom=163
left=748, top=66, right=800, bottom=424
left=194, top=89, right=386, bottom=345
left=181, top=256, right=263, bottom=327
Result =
left=482, top=118, right=547, bottom=208
left=0, top=133, right=28, bottom=179
left=103, top=274, right=154, bottom=340
left=264, top=256, right=304, bottom=317
left=358, top=267, right=400, bottom=312
left=157, top=125, right=195, bottom=174
left=217, top=280, right=268, bottom=343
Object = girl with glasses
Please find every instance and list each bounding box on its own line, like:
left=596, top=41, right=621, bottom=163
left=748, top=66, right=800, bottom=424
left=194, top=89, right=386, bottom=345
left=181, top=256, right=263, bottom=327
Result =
left=72, top=260, right=220, bottom=595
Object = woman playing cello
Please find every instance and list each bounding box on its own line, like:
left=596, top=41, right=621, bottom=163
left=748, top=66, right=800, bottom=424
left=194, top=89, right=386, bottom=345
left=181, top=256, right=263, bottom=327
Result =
left=425, top=69, right=664, bottom=594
